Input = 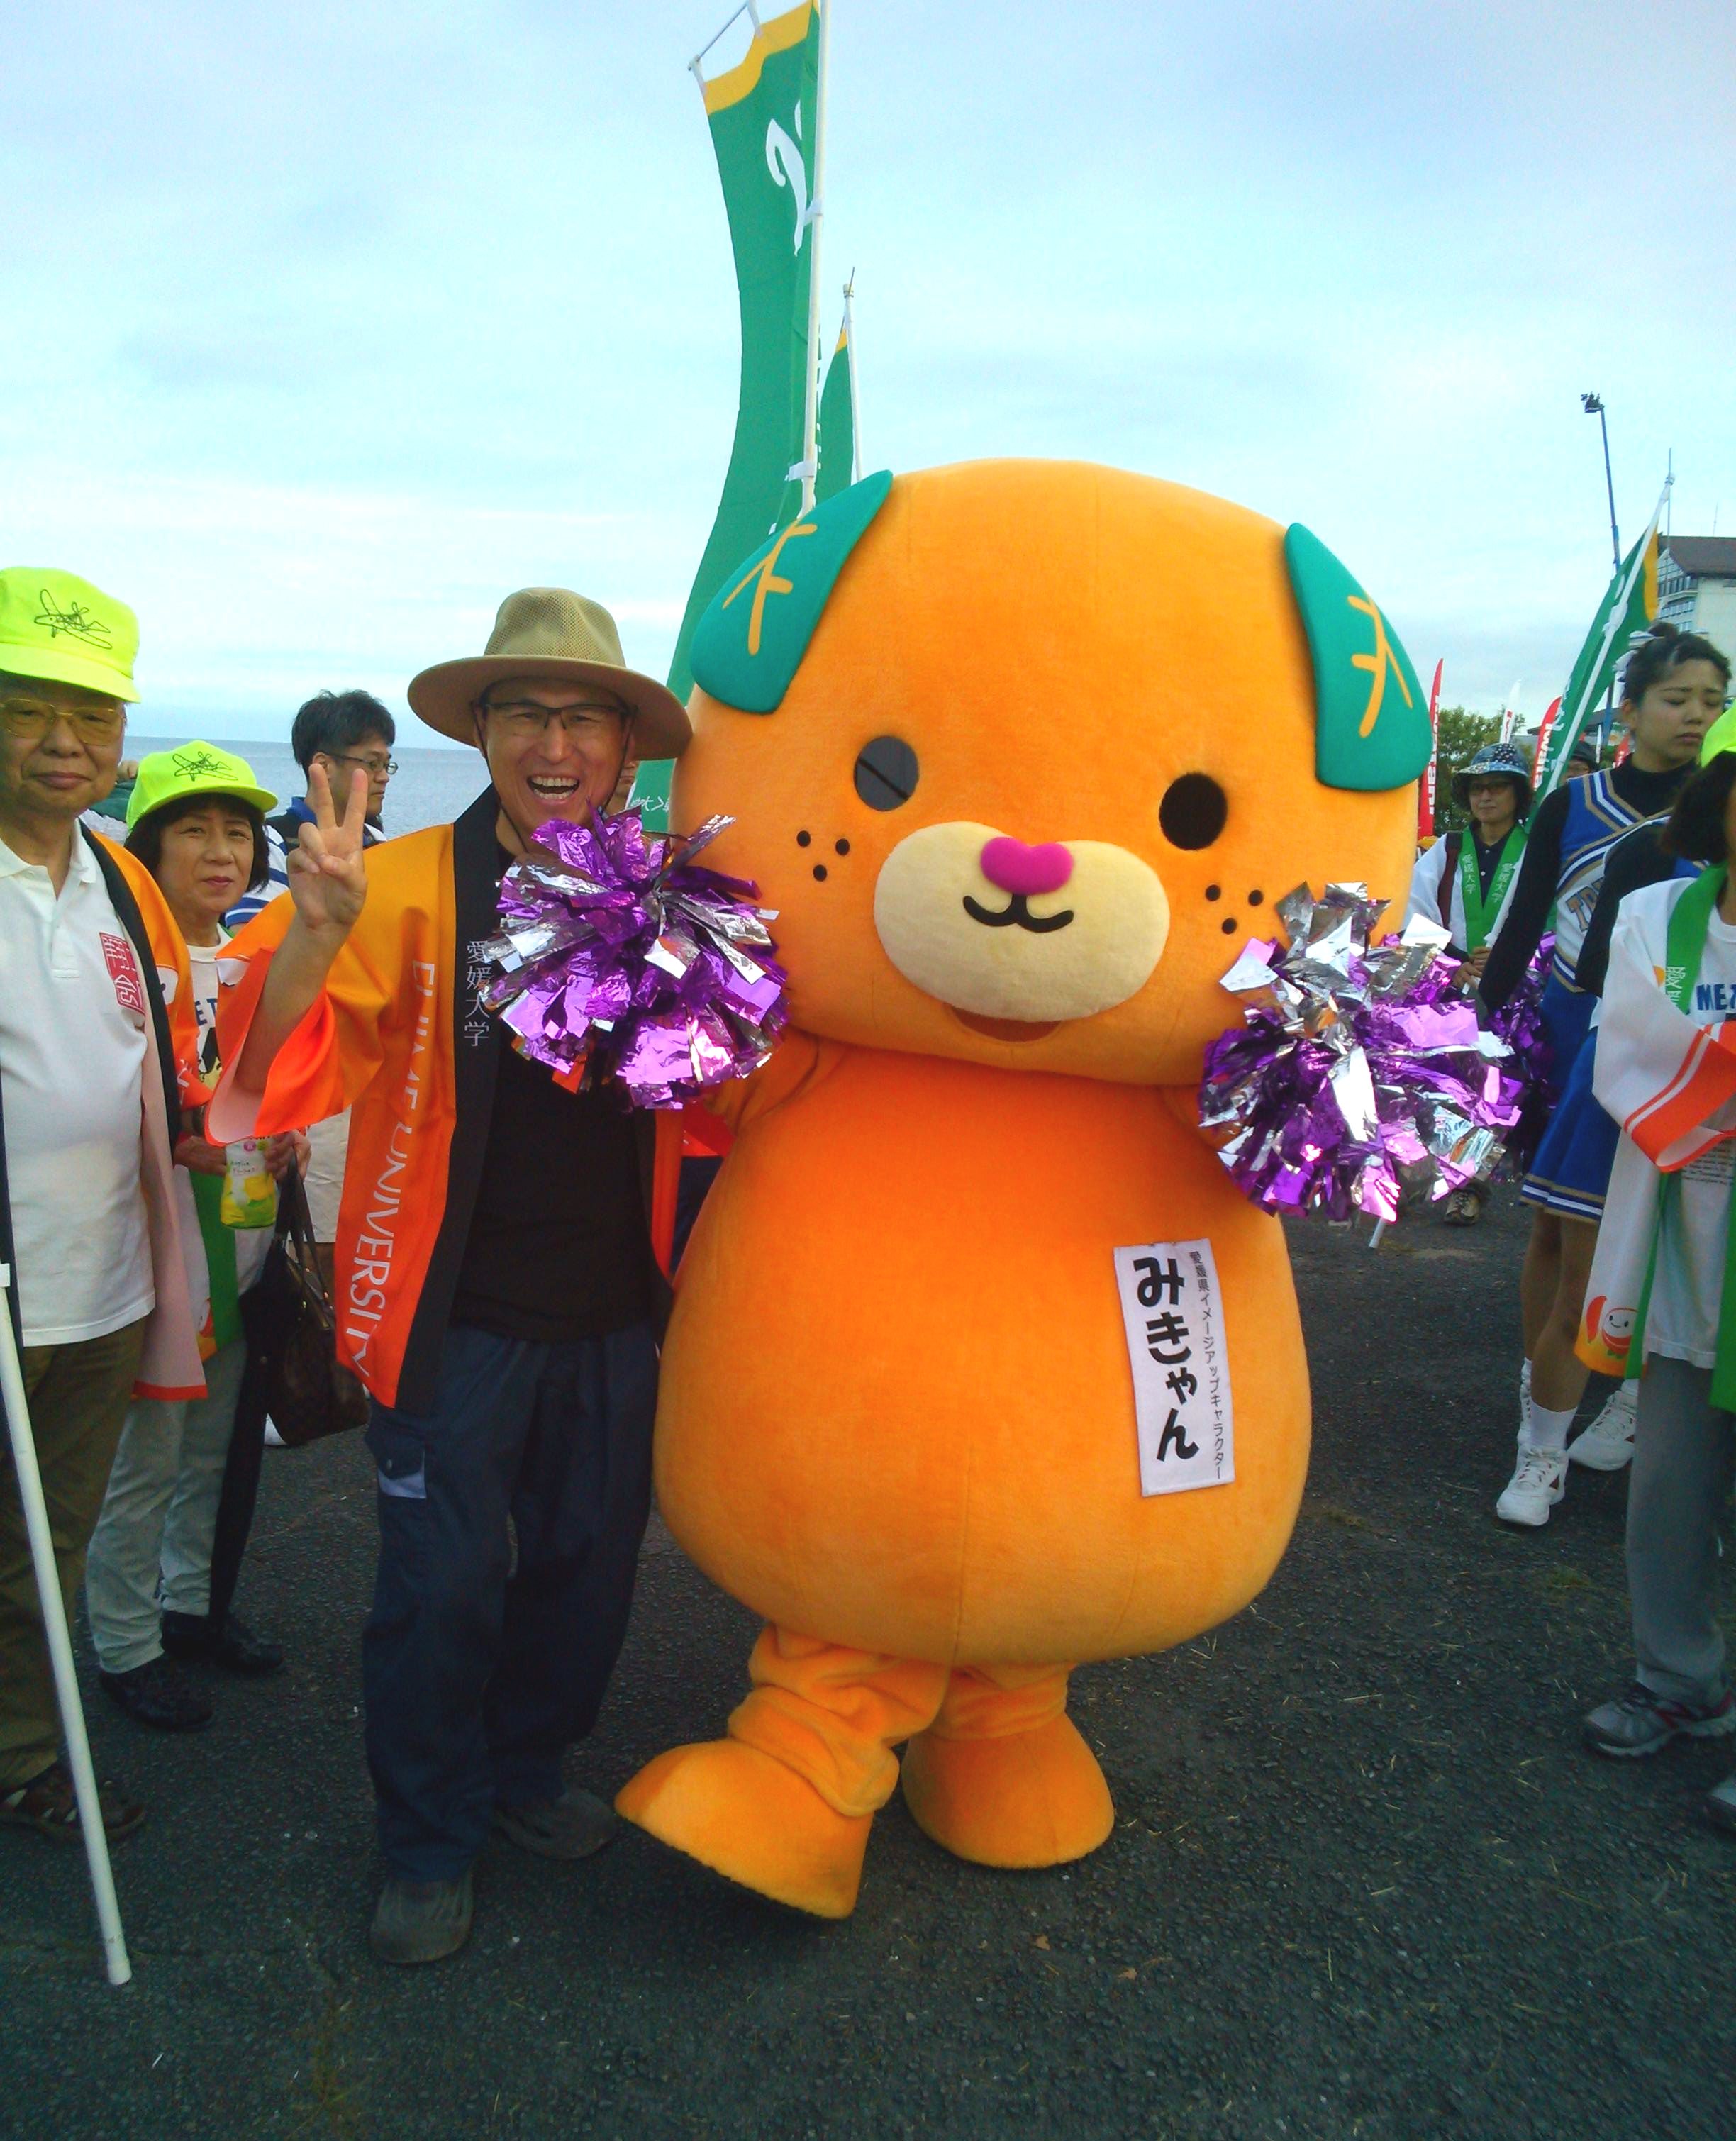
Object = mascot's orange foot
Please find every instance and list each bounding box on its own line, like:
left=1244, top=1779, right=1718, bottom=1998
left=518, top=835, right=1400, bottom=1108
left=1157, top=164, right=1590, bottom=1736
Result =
left=615, top=1740, right=872, bottom=1920
left=899, top=1713, right=1115, bottom=1869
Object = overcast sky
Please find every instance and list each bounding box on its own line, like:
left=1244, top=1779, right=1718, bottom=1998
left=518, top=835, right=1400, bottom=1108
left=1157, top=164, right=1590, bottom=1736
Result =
left=7, top=0, right=1734, bottom=742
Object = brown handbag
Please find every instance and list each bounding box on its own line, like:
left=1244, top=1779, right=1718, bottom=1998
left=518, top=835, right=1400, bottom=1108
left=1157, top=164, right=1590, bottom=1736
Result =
left=250, top=1170, right=371, bottom=1447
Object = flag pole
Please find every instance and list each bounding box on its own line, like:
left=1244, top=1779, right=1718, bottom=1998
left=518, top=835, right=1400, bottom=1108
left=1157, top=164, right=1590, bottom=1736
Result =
left=1540, top=471, right=1672, bottom=799
left=689, top=1, right=759, bottom=76
left=0, top=1267, right=131, bottom=1986
left=842, top=270, right=861, bottom=482
left=799, top=0, right=830, bottom=513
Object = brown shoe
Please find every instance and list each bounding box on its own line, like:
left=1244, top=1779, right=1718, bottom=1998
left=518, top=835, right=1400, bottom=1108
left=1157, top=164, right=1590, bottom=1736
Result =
left=0, top=1761, right=146, bottom=1846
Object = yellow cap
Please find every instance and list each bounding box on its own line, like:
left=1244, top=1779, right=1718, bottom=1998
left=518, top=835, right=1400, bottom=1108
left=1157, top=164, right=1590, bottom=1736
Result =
left=0, top=567, right=139, bottom=701
left=1700, top=705, right=1736, bottom=764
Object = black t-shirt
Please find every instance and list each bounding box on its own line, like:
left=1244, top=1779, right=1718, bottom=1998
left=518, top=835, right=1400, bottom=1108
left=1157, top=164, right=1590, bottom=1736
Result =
left=1442, top=823, right=1519, bottom=901
left=450, top=850, right=654, bottom=1343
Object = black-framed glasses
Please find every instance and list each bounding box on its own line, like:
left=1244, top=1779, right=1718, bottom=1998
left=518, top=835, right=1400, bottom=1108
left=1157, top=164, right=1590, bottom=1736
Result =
left=320, top=750, right=398, bottom=779
left=480, top=699, right=628, bottom=741
left=0, top=695, right=126, bottom=745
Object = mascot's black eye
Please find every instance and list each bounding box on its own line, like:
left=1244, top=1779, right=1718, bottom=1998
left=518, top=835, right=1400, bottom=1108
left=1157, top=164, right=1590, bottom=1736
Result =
left=853, top=735, right=919, bottom=811
left=1159, top=773, right=1228, bottom=850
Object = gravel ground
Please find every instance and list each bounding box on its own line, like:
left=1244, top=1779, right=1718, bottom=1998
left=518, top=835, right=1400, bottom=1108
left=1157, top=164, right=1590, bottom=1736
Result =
left=4, top=1186, right=1733, bottom=2140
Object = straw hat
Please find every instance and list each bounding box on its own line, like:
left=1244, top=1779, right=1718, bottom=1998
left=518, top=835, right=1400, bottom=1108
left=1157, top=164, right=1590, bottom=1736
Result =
left=408, top=588, right=691, bottom=757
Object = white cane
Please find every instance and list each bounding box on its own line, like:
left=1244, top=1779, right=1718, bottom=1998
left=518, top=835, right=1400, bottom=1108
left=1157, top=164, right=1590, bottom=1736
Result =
left=0, top=1265, right=132, bottom=1986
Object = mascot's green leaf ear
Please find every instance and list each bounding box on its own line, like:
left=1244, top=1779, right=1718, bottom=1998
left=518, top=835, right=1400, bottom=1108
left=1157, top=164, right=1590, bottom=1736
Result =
left=691, top=470, right=894, bottom=713
left=1284, top=523, right=1432, bottom=791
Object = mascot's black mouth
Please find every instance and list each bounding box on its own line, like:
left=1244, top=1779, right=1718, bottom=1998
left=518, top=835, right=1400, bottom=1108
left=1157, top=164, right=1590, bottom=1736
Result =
left=961, top=893, right=1074, bottom=935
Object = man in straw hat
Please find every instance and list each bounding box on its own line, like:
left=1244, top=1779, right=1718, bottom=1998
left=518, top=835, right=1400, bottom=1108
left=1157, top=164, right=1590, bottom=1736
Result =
left=0, top=569, right=210, bottom=1851
left=211, top=589, right=691, bottom=1964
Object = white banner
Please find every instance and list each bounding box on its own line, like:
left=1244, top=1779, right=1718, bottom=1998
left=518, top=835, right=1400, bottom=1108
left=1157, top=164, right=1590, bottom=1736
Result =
left=1113, top=1239, right=1235, bottom=1498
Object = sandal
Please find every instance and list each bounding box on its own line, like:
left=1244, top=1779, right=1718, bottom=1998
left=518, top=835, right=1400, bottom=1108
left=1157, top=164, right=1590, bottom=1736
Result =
left=0, top=1761, right=146, bottom=1847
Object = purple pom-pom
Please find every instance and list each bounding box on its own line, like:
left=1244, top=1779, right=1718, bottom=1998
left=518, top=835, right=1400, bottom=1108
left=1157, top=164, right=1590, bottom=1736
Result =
left=477, top=809, right=787, bottom=1106
left=1198, top=883, right=1551, bottom=1223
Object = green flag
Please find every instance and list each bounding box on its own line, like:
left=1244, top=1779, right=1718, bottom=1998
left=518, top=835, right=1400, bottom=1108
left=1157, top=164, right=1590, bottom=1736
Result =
left=633, top=3, right=822, bottom=830
left=815, top=302, right=857, bottom=503
left=667, top=3, right=820, bottom=707
left=1536, top=494, right=1665, bottom=798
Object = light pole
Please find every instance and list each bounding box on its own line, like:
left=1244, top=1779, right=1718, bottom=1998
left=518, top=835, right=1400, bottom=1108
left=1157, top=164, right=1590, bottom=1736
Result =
left=1582, top=392, right=1621, bottom=573
left=1582, top=391, right=1621, bottom=755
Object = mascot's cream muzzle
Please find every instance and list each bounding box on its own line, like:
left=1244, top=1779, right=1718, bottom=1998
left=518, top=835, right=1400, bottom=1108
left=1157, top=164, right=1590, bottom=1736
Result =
left=872, top=822, right=1170, bottom=1039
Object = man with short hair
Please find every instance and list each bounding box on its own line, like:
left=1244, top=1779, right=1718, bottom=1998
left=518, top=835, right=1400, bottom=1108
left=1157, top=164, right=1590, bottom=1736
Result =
left=214, top=589, right=691, bottom=1964
left=0, top=568, right=207, bottom=1847
left=226, top=688, right=396, bottom=930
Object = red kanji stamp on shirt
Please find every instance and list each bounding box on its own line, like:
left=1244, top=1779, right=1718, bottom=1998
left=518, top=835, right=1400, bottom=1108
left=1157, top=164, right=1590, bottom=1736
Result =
left=101, top=931, right=147, bottom=1015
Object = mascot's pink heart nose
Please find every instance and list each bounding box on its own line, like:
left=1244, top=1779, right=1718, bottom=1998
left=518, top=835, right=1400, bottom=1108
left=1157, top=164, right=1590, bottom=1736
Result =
left=979, top=836, right=1074, bottom=898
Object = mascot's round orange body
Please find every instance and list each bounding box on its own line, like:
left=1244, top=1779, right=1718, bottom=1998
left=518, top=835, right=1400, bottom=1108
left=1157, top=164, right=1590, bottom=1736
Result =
left=617, top=460, right=1425, bottom=1915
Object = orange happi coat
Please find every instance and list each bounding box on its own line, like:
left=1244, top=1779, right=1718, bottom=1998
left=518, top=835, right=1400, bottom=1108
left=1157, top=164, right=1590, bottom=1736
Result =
left=213, top=787, right=683, bottom=1413
left=83, top=833, right=209, bottom=1401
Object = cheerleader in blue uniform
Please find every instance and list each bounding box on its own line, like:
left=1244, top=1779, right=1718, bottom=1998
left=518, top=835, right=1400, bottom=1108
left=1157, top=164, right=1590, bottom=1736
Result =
left=1481, top=627, right=1731, bottom=1525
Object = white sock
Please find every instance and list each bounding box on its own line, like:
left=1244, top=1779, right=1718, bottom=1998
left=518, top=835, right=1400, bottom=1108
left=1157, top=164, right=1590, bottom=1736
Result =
left=1520, top=1359, right=1532, bottom=1414
left=1525, top=1398, right=1578, bottom=1454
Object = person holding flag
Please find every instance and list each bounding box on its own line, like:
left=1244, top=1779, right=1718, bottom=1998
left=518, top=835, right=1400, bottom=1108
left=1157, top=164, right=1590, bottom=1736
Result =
left=0, top=569, right=209, bottom=1848
left=1575, top=739, right=1736, bottom=1833
left=1486, top=626, right=1729, bottom=1525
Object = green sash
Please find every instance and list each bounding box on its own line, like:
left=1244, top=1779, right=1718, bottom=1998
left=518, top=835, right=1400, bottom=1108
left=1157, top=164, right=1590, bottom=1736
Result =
left=1628, top=865, right=1736, bottom=1406
left=1457, top=822, right=1526, bottom=953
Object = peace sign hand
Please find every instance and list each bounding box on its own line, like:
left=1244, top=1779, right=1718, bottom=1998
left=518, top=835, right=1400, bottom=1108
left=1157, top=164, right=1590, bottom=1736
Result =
left=285, top=762, right=369, bottom=940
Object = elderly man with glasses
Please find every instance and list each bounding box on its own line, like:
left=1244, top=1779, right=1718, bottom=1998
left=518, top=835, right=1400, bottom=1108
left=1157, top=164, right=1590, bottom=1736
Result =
left=0, top=568, right=209, bottom=1850
left=212, top=588, right=691, bottom=1965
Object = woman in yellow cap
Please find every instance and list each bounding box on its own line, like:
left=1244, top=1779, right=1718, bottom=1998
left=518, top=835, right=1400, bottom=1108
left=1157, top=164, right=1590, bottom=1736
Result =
left=84, top=745, right=299, bottom=1731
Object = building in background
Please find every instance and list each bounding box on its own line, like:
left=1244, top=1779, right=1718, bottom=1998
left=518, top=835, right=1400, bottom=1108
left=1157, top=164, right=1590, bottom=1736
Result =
left=1657, top=538, right=1736, bottom=650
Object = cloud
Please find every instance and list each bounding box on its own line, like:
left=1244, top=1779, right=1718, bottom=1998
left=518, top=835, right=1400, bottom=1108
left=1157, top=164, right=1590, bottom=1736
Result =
left=4, top=0, right=1733, bottom=730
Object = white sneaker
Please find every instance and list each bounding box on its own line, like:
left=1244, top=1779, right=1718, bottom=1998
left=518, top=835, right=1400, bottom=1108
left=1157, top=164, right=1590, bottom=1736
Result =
left=1569, top=1381, right=1637, bottom=1472
left=1497, top=1445, right=1569, bottom=1527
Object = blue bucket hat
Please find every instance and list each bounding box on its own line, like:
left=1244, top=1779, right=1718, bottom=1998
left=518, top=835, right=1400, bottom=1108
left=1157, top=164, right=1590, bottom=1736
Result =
left=1451, top=740, right=1533, bottom=816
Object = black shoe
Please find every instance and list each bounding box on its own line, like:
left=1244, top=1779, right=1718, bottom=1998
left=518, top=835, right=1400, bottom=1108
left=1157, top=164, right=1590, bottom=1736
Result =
left=161, top=1610, right=284, bottom=1676
left=99, top=1655, right=213, bottom=1732
left=369, top=1870, right=474, bottom=1966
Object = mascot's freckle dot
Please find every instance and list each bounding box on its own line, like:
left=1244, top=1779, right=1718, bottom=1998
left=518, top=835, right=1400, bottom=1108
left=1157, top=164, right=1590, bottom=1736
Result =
left=616, top=458, right=1430, bottom=1918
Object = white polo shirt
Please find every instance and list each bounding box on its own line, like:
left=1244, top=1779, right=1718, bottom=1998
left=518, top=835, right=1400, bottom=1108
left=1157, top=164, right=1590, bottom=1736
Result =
left=0, top=830, right=155, bottom=1345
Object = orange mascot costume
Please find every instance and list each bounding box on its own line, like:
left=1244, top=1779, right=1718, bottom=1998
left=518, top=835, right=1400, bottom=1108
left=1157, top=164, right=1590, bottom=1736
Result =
left=616, top=460, right=1432, bottom=1915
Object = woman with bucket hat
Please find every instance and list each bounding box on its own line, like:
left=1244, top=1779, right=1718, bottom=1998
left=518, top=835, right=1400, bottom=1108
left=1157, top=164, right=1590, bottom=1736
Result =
left=1405, top=740, right=1532, bottom=1223
left=208, top=588, right=691, bottom=1964
left=1406, top=740, right=1532, bottom=976
left=84, top=745, right=300, bottom=1730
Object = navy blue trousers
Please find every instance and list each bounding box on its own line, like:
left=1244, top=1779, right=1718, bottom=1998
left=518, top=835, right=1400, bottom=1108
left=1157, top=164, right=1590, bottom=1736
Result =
left=362, top=1321, right=657, bottom=1881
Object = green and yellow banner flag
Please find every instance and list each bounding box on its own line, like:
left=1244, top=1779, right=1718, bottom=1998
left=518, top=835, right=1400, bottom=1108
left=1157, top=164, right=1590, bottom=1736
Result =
left=667, top=2, right=821, bottom=709
left=1536, top=489, right=1667, bottom=798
